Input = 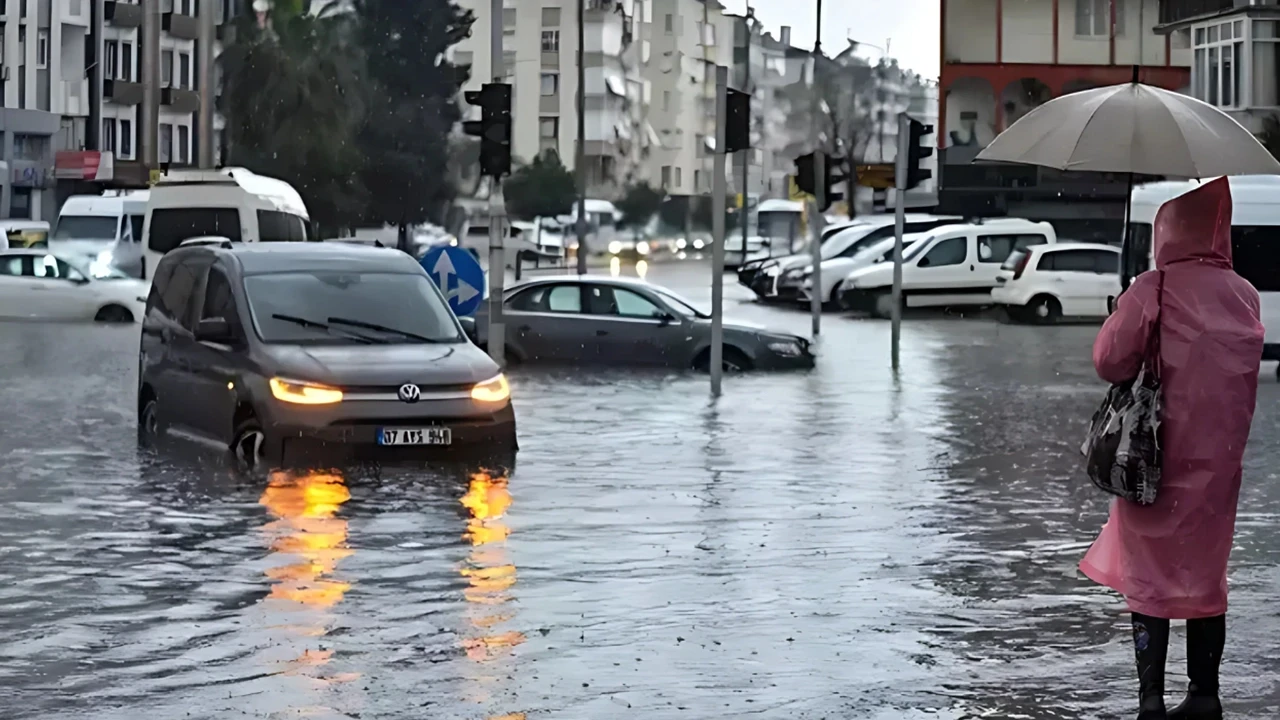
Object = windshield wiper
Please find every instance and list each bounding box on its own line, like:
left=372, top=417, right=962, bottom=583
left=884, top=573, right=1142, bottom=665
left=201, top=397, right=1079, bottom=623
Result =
left=327, top=316, right=454, bottom=344
left=270, top=313, right=382, bottom=344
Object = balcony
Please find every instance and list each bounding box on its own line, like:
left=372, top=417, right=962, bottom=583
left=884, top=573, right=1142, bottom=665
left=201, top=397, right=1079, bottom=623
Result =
left=162, top=86, right=200, bottom=114
left=163, top=11, right=199, bottom=40
left=104, top=78, right=144, bottom=105
left=105, top=1, right=143, bottom=27
left=1157, top=0, right=1236, bottom=29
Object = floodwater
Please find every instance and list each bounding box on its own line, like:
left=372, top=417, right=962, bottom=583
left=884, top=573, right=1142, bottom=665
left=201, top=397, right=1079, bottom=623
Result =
left=2, top=259, right=1280, bottom=719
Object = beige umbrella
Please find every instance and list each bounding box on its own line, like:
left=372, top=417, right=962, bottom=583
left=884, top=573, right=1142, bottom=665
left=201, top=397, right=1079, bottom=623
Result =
left=975, top=82, right=1280, bottom=178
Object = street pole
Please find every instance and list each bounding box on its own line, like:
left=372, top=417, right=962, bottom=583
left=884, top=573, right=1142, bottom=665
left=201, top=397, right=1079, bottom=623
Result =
left=739, top=10, right=753, bottom=259
left=808, top=0, right=823, bottom=337
left=140, top=0, right=160, bottom=168
left=574, top=0, right=588, bottom=275
left=196, top=0, right=216, bottom=167
left=487, top=0, right=506, bottom=365
left=710, top=65, right=728, bottom=396
left=890, top=111, right=908, bottom=370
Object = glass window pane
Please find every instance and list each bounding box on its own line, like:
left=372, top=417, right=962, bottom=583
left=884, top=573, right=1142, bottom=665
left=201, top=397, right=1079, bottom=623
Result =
left=1208, top=25, right=1219, bottom=43
left=1255, top=42, right=1280, bottom=105
left=1194, top=48, right=1206, bottom=99
left=546, top=285, right=581, bottom=313
left=921, top=237, right=967, bottom=267
left=612, top=288, right=664, bottom=318
left=1195, top=27, right=1205, bottom=45
left=1222, top=45, right=1233, bottom=105
left=1208, top=46, right=1220, bottom=105
left=1233, top=41, right=1242, bottom=105
left=1256, top=20, right=1277, bottom=40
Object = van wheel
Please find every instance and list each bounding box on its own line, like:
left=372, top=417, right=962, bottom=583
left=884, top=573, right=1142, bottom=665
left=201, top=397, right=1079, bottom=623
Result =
left=232, top=415, right=268, bottom=472
left=1028, top=295, right=1062, bottom=324
left=95, top=304, right=134, bottom=323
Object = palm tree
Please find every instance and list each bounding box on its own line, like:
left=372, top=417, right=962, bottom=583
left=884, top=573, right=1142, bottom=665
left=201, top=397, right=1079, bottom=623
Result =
left=219, top=0, right=367, bottom=234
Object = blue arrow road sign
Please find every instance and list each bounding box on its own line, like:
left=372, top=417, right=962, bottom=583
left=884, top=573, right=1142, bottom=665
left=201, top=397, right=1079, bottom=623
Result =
left=421, top=246, right=485, bottom=317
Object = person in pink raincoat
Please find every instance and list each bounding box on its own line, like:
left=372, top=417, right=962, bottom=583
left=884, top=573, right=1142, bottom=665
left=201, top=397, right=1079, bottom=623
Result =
left=1080, top=176, right=1264, bottom=720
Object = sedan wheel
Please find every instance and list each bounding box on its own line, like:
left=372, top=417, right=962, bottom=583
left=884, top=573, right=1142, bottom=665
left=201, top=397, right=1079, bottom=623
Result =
left=233, top=428, right=266, bottom=471
left=138, top=398, right=161, bottom=448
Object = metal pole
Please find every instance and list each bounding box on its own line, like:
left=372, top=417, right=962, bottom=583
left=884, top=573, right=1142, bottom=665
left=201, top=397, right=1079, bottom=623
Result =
left=574, top=0, right=588, bottom=275
left=196, top=0, right=216, bottom=167
left=141, top=0, right=160, bottom=167
left=87, top=0, right=102, bottom=150
left=710, top=65, right=728, bottom=396
left=487, top=0, right=506, bottom=365
left=739, top=11, right=752, bottom=258
left=808, top=0, right=823, bottom=337
left=891, top=112, right=908, bottom=370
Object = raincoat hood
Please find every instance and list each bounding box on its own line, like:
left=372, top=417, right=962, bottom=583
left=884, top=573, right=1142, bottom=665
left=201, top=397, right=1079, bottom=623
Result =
left=1153, top=176, right=1232, bottom=270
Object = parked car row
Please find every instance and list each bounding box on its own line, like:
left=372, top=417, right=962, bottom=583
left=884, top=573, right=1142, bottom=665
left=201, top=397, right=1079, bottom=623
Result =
left=739, top=215, right=1123, bottom=323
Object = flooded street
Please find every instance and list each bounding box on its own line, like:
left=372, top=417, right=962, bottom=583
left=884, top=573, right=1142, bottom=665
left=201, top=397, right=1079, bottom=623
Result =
left=3, top=259, right=1280, bottom=719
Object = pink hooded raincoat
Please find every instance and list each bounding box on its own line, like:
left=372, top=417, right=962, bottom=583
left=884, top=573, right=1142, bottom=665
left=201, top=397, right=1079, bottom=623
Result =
left=1079, top=177, right=1264, bottom=620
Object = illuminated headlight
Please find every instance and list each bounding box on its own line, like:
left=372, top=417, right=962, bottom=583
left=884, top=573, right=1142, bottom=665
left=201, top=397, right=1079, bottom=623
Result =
left=269, top=377, right=343, bottom=405
left=692, top=238, right=705, bottom=250
left=471, top=373, right=511, bottom=403
left=636, top=241, right=650, bottom=255
left=608, top=241, right=623, bottom=255
left=767, top=341, right=803, bottom=357
left=449, top=236, right=459, bottom=247
left=96, top=249, right=114, bottom=265
left=675, top=238, right=687, bottom=250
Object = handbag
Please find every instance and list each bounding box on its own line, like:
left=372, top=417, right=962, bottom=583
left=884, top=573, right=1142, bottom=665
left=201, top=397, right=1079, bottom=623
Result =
left=1081, top=272, right=1164, bottom=505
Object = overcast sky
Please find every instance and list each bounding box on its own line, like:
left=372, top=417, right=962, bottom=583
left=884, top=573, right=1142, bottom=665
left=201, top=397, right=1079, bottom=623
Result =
left=718, top=0, right=940, bottom=78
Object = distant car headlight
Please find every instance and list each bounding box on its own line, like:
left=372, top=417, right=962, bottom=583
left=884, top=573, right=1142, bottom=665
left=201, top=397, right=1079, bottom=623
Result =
left=692, top=238, right=705, bottom=250
left=270, top=377, right=344, bottom=405
left=608, top=241, right=623, bottom=255
left=767, top=341, right=803, bottom=357
left=675, top=238, right=687, bottom=250
left=471, top=373, right=511, bottom=403
left=449, top=236, right=459, bottom=247
left=636, top=241, right=650, bottom=255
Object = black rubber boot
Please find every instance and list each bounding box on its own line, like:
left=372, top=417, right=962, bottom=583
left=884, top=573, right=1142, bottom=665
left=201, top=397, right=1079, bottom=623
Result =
left=1168, top=614, right=1225, bottom=720
left=1133, top=613, right=1170, bottom=719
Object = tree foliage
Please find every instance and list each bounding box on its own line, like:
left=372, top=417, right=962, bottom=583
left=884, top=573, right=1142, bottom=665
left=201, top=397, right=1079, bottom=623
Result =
left=503, top=153, right=577, bottom=221
left=615, top=182, right=665, bottom=228
left=219, top=0, right=474, bottom=236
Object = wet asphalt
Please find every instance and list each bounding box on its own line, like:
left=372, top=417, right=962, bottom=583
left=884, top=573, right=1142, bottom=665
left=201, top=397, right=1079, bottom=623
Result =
left=4, top=258, right=1280, bottom=719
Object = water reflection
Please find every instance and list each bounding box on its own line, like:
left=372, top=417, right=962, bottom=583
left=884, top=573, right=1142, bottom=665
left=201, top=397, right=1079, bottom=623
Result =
left=459, top=471, right=525, bottom=714
left=259, top=471, right=357, bottom=681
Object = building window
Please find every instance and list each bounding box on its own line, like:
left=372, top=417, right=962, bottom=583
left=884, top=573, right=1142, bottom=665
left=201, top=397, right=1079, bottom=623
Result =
left=540, top=117, right=559, bottom=139
left=693, top=169, right=702, bottom=191
left=161, top=50, right=174, bottom=86
left=1075, top=0, right=1123, bottom=37
left=102, top=119, right=116, bottom=152
left=661, top=165, right=671, bottom=188
left=1255, top=20, right=1280, bottom=107
left=541, top=73, right=558, bottom=96
left=13, top=134, right=47, bottom=161
left=178, top=125, right=190, bottom=163
left=36, top=29, right=48, bottom=68
left=159, top=123, right=172, bottom=163
left=541, top=30, right=560, bottom=52
left=122, top=44, right=134, bottom=82
left=662, top=90, right=670, bottom=110
left=179, top=53, right=190, bottom=89
left=674, top=167, right=682, bottom=188
left=1193, top=18, right=1244, bottom=108
left=664, top=13, right=673, bottom=35
left=541, top=7, right=560, bottom=26
left=120, top=119, right=133, bottom=158
left=503, top=51, right=516, bottom=81
left=105, top=40, right=119, bottom=79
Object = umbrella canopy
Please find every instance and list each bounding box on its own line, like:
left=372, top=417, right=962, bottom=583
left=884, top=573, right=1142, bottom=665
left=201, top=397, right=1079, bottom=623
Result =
left=974, top=82, right=1280, bottom=178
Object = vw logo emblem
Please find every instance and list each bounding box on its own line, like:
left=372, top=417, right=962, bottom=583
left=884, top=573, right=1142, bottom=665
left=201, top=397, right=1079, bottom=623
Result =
left=397, top=383, right=421, bottom=403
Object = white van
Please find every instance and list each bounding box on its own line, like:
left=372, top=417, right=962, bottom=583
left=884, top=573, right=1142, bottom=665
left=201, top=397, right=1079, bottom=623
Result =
left=114, top=167, right=309, bottom=279
left=53, top=191, right=147, bottom=262
left=1126, top=175, right=1280, bottom=367
left=838, top=218, right=1057, bottom=317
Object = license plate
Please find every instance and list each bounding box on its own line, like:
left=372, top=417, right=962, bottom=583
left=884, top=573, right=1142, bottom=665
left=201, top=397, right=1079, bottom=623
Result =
left=377, top=427, right=452, bottom=446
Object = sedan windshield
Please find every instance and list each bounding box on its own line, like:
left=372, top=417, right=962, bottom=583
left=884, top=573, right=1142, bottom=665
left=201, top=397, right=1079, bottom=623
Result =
left=820, top=226, right=878, bottom=261
left=244, top=271, right=462, bottom=344
left=652, top=286, right=710, bottom=318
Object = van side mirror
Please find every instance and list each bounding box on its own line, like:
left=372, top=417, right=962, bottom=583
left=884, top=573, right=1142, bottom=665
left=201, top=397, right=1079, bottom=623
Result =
left=458, top=316, right=478, bottom=343
left=196, top=317, right=233, bottom=343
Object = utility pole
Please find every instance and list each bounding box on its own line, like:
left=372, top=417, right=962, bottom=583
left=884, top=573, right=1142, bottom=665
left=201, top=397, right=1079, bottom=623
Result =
left=710, top=65, right=728, bottom=396
left=488, top=0, right=506, bottom=364
left=808, top=0, right=824, bottom=338
left=196, top=0, right=216, bottom=167
left=890, top=112, right=908, bottom=370
left=574, top=0, right=588, bottom=274
left=87, top=0, right=102, bottom=150
left=140, top=0, right=160, bottom=168
left=739, top=7, right=754, bottom=258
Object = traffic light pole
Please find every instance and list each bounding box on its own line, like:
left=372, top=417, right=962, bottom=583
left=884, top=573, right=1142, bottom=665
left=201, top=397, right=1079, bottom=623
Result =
left=710, top=65, right=728, bottom=396
left=487, top=0, right=506, bottom=366
left=891, top=112, right=908, bottom=371
left=809, top=151, right=824, bottom=337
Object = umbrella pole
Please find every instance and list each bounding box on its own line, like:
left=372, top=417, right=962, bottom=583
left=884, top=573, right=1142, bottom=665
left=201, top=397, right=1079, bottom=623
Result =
left=1120, top=170, right=1135, bottom=293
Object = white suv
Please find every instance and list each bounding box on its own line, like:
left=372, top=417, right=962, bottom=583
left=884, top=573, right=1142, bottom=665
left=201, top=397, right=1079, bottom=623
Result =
left=991, top=243, right=1120, bottom=323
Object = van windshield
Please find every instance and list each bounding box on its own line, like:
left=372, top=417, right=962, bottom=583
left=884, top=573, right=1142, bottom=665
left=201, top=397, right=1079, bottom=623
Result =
left=243, top=271, right=462, bottom=344
left=149, top=208, right=242, bottom=253
left=54, top=216, right=117, bottom=242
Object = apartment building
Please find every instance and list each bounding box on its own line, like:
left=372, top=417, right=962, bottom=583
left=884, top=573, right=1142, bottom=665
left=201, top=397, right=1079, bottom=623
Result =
left=452, top=0, right=653, bottom=199
left=939, top=0, right=1191, bottom=238
left=1155, top=0, right=1280, bottom=134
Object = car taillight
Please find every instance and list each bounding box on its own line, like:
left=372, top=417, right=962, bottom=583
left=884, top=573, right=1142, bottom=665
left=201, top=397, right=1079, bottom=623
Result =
left=1012, top=253, right=1031, bottom=281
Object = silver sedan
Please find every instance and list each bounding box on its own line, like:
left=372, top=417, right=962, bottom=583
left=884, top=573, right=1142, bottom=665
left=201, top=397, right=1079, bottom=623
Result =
left=474, top=275, right=814, bottom=371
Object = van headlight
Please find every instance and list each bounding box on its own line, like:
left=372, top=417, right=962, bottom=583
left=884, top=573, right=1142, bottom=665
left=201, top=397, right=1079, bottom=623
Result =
left=471, top=373, right=511, bottom=403
left=636, top=241, right=650, bottom=255
left=269, top=377, right=344, bottom=405
left=675, top=237, right=687, bottom=249
left=608, top=241, right=623, bottom=255
left=692, top=238, right=705, bottom=250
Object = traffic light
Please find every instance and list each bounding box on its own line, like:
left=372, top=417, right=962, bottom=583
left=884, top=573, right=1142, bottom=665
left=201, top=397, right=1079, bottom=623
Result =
left=463, top=83, right=513, bottom=178
left=791, top=152, right=844, bottom=210
left=825, top=158, right=847, bottom=212
left=724, top=88, right=751, bottom=153
left=905, top=117, right=934, bottom=190
left=794, top=152, right=816, bottom=195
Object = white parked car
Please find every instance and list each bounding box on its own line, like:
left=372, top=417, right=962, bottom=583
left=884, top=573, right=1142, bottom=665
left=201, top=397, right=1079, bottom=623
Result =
left=0, top=249, right=148, bottom=323
left=799, top=232, right=932, bottom=306
left=837, top=219, right=1057, bottom=318
left=992, top=243, right=1120, bottom=323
